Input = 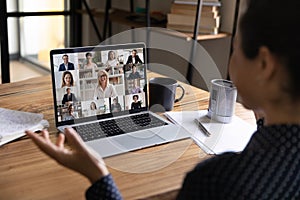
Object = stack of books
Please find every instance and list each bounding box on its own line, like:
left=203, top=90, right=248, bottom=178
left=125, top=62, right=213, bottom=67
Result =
left=167, top=0, right=221, bottom=35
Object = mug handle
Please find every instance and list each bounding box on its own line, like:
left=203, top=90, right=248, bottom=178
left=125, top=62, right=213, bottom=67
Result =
left=174, top=84, right=185, bottom=103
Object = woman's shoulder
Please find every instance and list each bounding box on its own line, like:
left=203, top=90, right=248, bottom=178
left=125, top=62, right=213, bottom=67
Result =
left=94, top=85, right=101, bottom=90
left=108, top=83, right=116, bottom=88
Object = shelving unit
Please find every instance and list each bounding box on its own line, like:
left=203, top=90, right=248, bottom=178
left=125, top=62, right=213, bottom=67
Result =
left=78, top=10, right=229, bottom=43
left=77, top=0, right=231, bottom=42
left=77, top=8, right=165, bottom=29
left=78, top=0, right=239, bottom=90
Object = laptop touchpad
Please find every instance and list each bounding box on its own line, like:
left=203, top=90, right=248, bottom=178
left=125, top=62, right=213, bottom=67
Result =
left=111, top=131, right=165, bottom=151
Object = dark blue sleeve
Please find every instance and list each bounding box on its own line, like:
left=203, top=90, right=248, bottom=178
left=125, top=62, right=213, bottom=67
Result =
left=85, top=174, right=122, bottom=200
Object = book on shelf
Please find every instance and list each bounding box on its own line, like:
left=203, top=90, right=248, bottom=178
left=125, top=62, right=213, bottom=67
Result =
left=171, top=3, right=219, bottom=12
left=167, top=13, right=220, bottom=28
left=167, top=1, right=221, bottom=34
left=175, top=0, right=220, bottom=2
left=171, top=6, right=219, bottom=17
left=167, top=24, right=219, bottom=34
left=174, top=0, right=221, bottom=7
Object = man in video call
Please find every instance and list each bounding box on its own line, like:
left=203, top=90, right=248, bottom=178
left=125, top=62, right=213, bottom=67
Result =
left=59, top=54, right=75, bottom=71
left=126, top=49, right=143, bottom=65
left=62, top=87, right=77, bottom=105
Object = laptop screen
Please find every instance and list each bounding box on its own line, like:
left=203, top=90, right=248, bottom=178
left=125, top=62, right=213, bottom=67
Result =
left=50, top=43, right=148, bottom=126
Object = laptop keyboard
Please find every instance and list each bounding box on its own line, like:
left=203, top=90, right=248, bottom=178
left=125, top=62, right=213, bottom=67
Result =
left=73, top=113, right=168, bottom=142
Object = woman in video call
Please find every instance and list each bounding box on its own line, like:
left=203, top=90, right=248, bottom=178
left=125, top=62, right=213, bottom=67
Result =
left=131, top=95, right=142, bottom=110
left=94, top=70, right=117, bottom=100
left=105, top=50, right=119, bottom=73
left=26, top=0, right=300, bottom=199
left=61, top=71, right=75, bottom=88
left=89, top=101, right=97, bottom=116
left=131, top=79, right=142, bottom=94
left=63, top=104, right=78, bottom=121
left=84, top=52, right=97, bottom=70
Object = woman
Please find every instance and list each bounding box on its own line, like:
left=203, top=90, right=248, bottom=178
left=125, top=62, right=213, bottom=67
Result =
left=61, top=71, right=74, bottom=88
left=130, top=79, right=142, bottom=94
left=105, top=50, right=119, bottom=74
left=84, top=52, right=97, bottom=70
left=63, top=104, right=78, bottom=121
left=90, top=101, right=97, bottom=110
left=89, top=101, right=97, bottom=116
left=26, top=0, right=300, bottom=198
left=130, top=95, right=141, bottom=110
left=93, top=70, right=117, bottom=100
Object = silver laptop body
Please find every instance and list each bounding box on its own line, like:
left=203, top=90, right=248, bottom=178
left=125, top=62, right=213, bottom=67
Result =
left=50, top=43, right=191, bottom=158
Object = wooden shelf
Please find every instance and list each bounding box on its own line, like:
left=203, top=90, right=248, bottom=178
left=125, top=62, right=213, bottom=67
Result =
left=154, top=28, right=230, bottom=41
left=77, top=8, right=229, bottom=41
left=77, top=8, right=166, bottom=28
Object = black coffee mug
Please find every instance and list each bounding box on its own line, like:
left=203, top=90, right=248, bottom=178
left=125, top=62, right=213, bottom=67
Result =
left=149, top=77, right=185, bottom=111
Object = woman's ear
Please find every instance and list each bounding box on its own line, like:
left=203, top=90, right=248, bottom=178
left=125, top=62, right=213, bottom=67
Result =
left=257, top=46, right=277, bottom=81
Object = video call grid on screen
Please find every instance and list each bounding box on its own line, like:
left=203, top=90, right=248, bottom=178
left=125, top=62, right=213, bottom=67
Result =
left=50, top=44, right=147, bottom=125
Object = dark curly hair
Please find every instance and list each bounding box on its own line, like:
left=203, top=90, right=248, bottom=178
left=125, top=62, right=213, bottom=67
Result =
left=133, top=95, right=139, bottom=100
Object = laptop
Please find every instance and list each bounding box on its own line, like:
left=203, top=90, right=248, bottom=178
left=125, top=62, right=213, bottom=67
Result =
left=50, top=42, right=191, bottom=158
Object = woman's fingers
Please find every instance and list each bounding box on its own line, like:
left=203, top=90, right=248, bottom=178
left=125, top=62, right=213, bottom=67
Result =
left=41, top=129, right=50, bottom=140
left=63, top=128, right=105, bottom=165
left=26, top=129, right=63, bottom=160
left=56, top=133, right=65, bottom=148
left=63, top=127, right=86, bottom=151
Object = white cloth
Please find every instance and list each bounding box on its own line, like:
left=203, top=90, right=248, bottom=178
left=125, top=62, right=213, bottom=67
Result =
left=106, top=59, right=118, bottom=67
left=84, top=63, right=97, bottom=70
left=94, top=84, right=117, bottom=100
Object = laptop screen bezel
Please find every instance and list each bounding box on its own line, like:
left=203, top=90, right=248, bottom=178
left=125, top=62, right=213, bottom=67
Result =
left=50, top=43, right=148, bottom=127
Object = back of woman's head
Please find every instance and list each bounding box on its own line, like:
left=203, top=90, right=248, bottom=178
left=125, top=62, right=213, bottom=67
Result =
left=240, top=0, right=300, bottom=99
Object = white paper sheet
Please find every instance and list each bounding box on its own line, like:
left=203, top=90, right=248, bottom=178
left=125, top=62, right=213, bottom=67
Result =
left=165, top=110, right=256, bottom=154
left=0, top=108, right=49, bottom=146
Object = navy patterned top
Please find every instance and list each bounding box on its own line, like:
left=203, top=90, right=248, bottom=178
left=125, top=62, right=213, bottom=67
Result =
left=177, top=123, right=300, bottom=199
left=86, top=174, right=122, bottom=200
left=86, top=119, right=300, bottom=199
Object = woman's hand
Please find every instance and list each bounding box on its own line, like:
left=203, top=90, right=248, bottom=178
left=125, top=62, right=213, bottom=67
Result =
left=25, top=128, right=109, bottom=184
